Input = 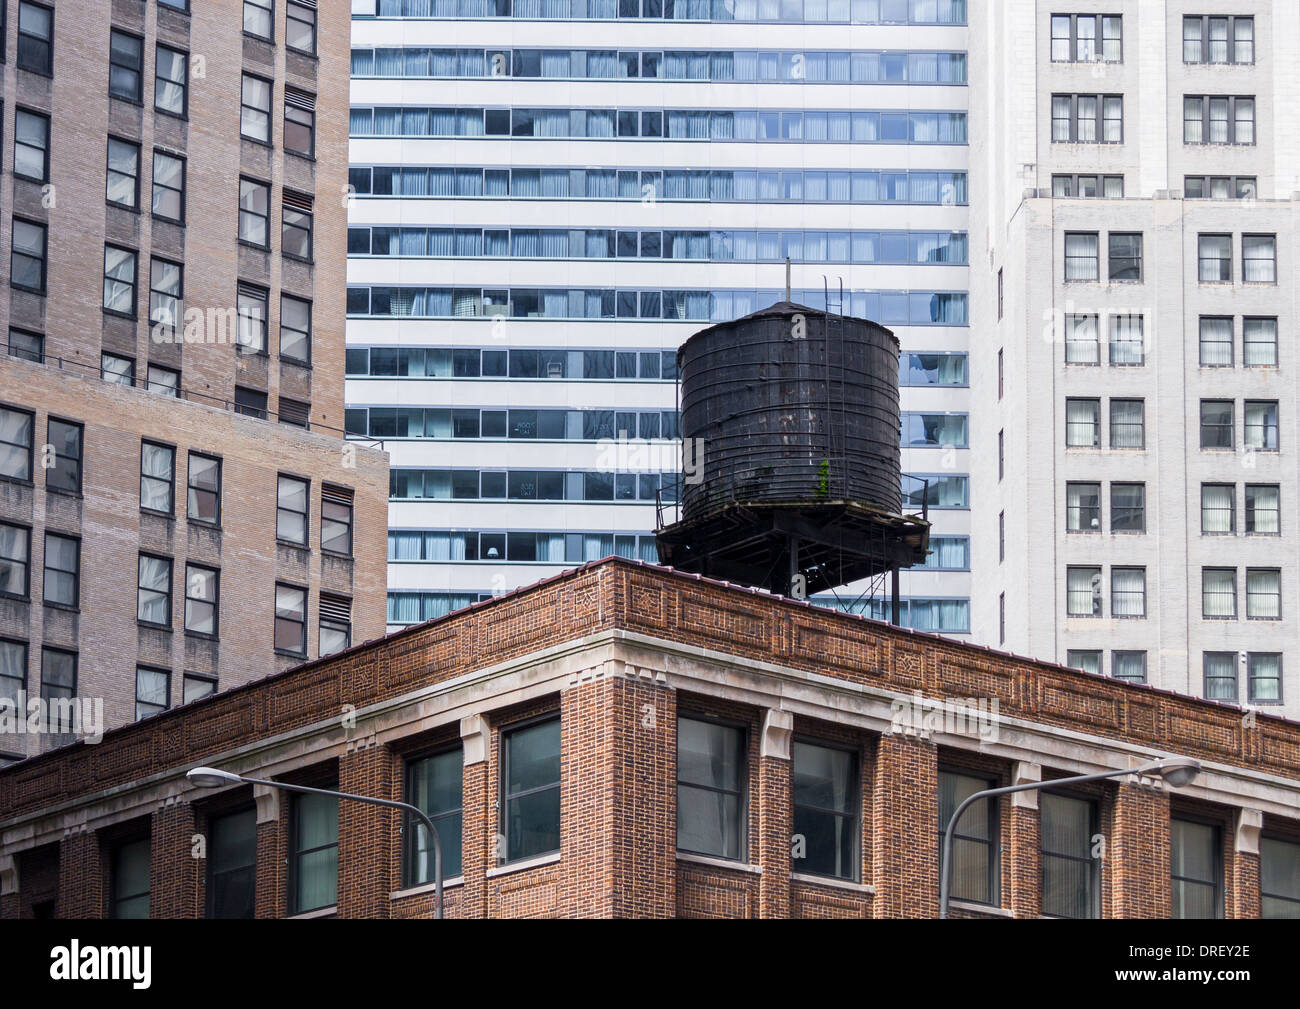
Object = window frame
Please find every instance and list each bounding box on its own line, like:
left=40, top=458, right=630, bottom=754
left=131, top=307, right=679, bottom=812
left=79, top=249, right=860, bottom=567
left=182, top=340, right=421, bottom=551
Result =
left=10, top=217, right=48, bottom=294
left=403, top=744, right=465, bottom=886
left=1050, top=13, right=1122, bottom=63
left=289, top=789, right=339, bottom=916
left=205, top=805, right=257, bottom=920
left=500, top=713, right=563, bottom=865
left=280, top=294, right=312, bottom=364
left=13, top=106, right=50, bottom=183
left=0, top=521, right=31, bottom=600
left=109, top=836, right=151, bottom=919
left=676, top=713, right=749, bottom=863
left=1201, top=568, right=1237, bottom=621
left=136, top=552, right=173, bottom=628
left=1107, top=232, right=1142, bottom=282
left=139, top=440, right=176, bottom=515
left=1183, top=15, right=1254, bottom=65
left=1184, top=95, right=1255, bottom=146
left=1247, top=653, right=1282, bottom=705
left=45, top=418, right=83, bottom=495
left=0, top=406, right=34, bottom=484
left=1040, top=790, right=1100, bottom=919
left=16, top=1, right=54, bottom=77
left=108, top=28, right=144, bottom=103
left=39, top=646, right=77, bottom=732
left=152, top=150, right=187, bottom=224
left=238, top=177, right=272, bottom=249
left=243, top=0, right=275, bottom=40
left=187, top=452, right=222, bottom=526
left=240, top=72, right=274, bottom=145
left=274, top=581, right=308, bottom=656
left=937, top=767, right=999, bottom=906
left=134, top=664, right=170, bottom=721
left=276, top=474, right=310, bottom=546
left=1170, top=815, right=1224, bottom=919
left=1051, top=93, right=1123, bottom=144
left=154, top=44, right=190, bottom=118
left=286, top=1, right=318, bottom=56
left=102, top=244, right=139, bottom=318
left=184, top=562, right=220, bottom=637
left=1245, top=567, right=1281, bottom=621
left=42, top=531, right=79, bottom=609
left=792, top=736, right=861, bottom=883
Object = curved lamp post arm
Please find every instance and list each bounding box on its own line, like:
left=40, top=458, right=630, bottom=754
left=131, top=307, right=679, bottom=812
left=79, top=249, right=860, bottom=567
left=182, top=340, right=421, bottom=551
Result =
left=229, top=775, right=444, bottom=921
left=939, top=760, right=1178, bottom=919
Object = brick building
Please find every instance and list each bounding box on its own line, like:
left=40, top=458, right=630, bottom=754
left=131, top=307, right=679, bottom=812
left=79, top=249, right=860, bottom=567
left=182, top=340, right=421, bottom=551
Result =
left=1, top=557, right=1297, bottom=919
left=0, top=0, right=388, bottom=760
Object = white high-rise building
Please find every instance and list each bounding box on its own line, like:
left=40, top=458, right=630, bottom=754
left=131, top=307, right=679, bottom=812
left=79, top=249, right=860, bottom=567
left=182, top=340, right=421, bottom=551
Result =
left=344, top=0, right=972, bottom=636
left=970, top=3, right=1300, bottom=715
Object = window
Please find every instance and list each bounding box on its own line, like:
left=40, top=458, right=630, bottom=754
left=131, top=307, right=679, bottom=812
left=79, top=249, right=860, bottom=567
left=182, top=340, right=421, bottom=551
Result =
left=1243, top=318, right=1278, bottom=367
left=282, top=194, right=314, bottom=259
left=1066, top=650, right=1101, bottom=676
left=110, top=839, right=151, bottom=919
left=149, top=258, right=183, bottom=337
left=14, top=108, right=49, bottom=182
left=997, top=430, right=1004, bottom=480
left=2, top=406, right=34, bottom=481
left=1112, top=651, right=1146, bottom=683
left=291, top=791, right=338, bottom=914
left=938, top=770, right=998, bottom=905
left=155, top=46, right=189, bottom=117
left=1184, top=96, right=1254, bottom=145
left=285, top=89, right=315, bottom=157
left=1198, top=317, right=1233, bottom=367
left=45, top=419, right=82, bottom=494
left=1051, top=94, right=1122, bottom=143
left=998, top=592, right=1005, bottom=644
left=998, top=512, right=1005, bottom=563
left=1064, top=314, right=1099, bottom=364
left=1183, top=15, right=1253, bottom=64
left=184, top=564, right=218, bottom=636
left=996, top=348, right=1003, bottom=399
left=287, top=1, right=317, bottom=54
left=792, top=741, right=858, bottom=881
left=152, top=151, right=186, bottom=222
left=8, top=329, right=43, bottom=364
left=1065, top=398, right=1100, bottom=447
left=1244, top=401, right=1279, bottom=451
left=1108, top=315, right=1143, bottom=365
left=405, top=748, right=463, bottom=884
left=237, top=284, right=268, bottom=354
left=42, top=533, right=77, bottom=607
left=1066, top=482, right=1101, bottom=532
left=501, top=716, right=562, bottom=862
left=137, top=554, right=172, bottom=627
left=103, top=245, right=138, bottom=316
left=1261, top=838, right=1300, bottom=918
left=1248, top=654, right=1281, bottom=705
left=319, top=595, right=350, bottom=657
left=0, top=523, right=30, bottom=598
left=158, top=0, right=189, bottom=9
left=1201, top=485, right=1235, bottom=534
left=135, top=666, right=169, bottom=720
left=1204, top=652, right=1237, bottom=700
left=11, top=218, right=48, bottom=293
left=1067, top=566, right=1101, bottom=617
left=280, top=295, right=311, bottom=363
left=1198, top=234, right=1232, bottom=281
left=234, top=386, right=268, bottom=420
left=187, top=453, right=221, bottom=525
left=1041, top=793, right=1099, bottom=918
left=996, top=268, right=1002, bottom=320
left=1171, top=819, right=1222, bottom=919
left=101, top=352, right=135, bottom=387
left=109, top=30, right=143, bottom=102
left=0, top=640, right=26, bottom=705
left=1109, top=399, right=1144, bottom=449
left=244, top=0, right=273, bottom=38
left=1246, top=568, right=1281, bottom=620
left=1052, top=174, right=1124, bottom=198
left=146, top=365, right=179, bottom=397
left=1243, top=235, right=1276, bottom=283
left=274, top=583, right=307, bottom=654
left=279, top=397, right=310, bottom=429
left=241, top=74, right=272, bottom=143
left=673, top=715, right=751, bottom=861
left=277, top=475, right=309, bottom=545
left=1185, top=175, right=1256, bottom=200
left=1064, top=232, right=1098, bottom=280
left=1110, top=483, right=1144, bottom=533
left=1245, top=485, right=1279, bottom=535
left=1200, top=401, right=1233, bottom=449
left=183, top=673, right=217, bottom=704
left=207, top=808, right=256, bottom=919
left=1202, top=569, right=1236, bottom=620
left=238, top=178, right=270, bottom=246
left=40, top=647, right=76, bottom=732
left=321, top=486, right=353, bottom=555
left=17, top=2, right=53, bottom=75
left=1108, top=233, right=1141, bottom=281
left=1110, top=567, right=1145, bottom=618
left=1050, top=14, right=1122, bottom=62
left=140, top=441, right=175, bottom=513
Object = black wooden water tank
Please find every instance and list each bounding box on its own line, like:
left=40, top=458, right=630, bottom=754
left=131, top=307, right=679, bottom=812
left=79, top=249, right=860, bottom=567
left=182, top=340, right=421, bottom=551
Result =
left=678, top=301, right=901, bottom=522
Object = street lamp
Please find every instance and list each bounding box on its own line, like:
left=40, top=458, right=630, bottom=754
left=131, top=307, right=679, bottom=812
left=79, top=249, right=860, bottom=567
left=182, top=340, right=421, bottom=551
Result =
left=187, top=766, right=445, bottom=920
left=939, top=756, right=1201, bottom=919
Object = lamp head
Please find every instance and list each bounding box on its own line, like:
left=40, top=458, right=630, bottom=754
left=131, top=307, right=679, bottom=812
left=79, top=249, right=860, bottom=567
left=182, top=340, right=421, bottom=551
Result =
left=187, top=766, right=244, bottom=789
left=1150, top=756, right=1201, bottom=789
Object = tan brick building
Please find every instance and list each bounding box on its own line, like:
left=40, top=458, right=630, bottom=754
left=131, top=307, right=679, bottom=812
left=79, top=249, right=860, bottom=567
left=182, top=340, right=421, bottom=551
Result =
left=0, top=0, right=388, bottom=760
left=1, top=557, right=1297, bottom=919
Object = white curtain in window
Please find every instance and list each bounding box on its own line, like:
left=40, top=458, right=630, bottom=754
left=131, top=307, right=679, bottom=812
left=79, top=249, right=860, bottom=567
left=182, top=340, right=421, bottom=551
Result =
left=1202, top=485, right=1233, bottom=533
left=1243, top=318, right=1277, bottom=366
left=1064, top=234, right=1098, bottom=280
left=1111, top=569, right=1145, bottom=617
left=1203, top=570, right=1236, bottom=617
left=1247, top=570, right=1280, bottom=618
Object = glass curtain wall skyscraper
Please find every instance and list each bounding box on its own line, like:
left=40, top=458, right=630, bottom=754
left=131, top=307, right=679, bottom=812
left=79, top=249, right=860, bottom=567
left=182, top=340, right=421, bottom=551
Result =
left=346, top=0, right=971, bottom=635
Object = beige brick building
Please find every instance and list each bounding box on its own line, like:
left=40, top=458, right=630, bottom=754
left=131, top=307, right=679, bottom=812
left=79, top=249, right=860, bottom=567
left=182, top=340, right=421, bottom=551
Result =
left=0, top=0, right=388, bottom=760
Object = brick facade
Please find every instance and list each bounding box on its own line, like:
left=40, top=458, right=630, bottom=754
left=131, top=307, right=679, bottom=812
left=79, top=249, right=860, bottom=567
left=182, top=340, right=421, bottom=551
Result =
left=1, top=558, right=1298, bottom=918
